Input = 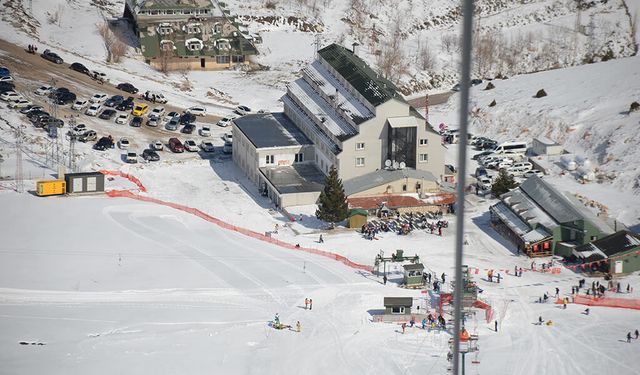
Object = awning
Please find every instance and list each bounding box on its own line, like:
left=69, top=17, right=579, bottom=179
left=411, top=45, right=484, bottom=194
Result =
left=387, top=116, right=420, bottom=128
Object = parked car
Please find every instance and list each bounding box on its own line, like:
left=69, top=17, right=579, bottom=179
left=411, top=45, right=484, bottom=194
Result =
left=150, top=106, right=165, bottom=118
left=72, top=124, right=88, bottom=135
left=200, top=140, right=215, bottom=152
left=0, top=67, right=9, bottom=77
left=34, top=85, right=53, bottom=96
left=140, top=90, right=167, bottom=103
left=94, top=136, right=115, bottom=151
left=164, top=111, right=180, bottom=122
left=234, top=105, right=251, bottom=115
left=472, top=150, right=494, bottom=160
left=200, top=125, right=211, bottom=137
left=115, top=113, right=130, bottom=125
left=168, top=137, right=184, bottom=153
left=477, top=176, right=492, bottom=191
left=223, top=142, right=232, bottom=154
left=48, top=87, right=69, bottom=100
left=142, top=149, right=160, bottom=161
left=0, top=91, right=22, bottom=101
left=119, top=137, right=130, bottom=149
left=506, top=162, right=533, bottom=176
left=0, top=82, right=16, bottom=94
left=216, top=116, right=234, bottom=127
left=132, top=103, right=149, bottom=116
left=55, top=92, right=76, bottom=105
left=125, top=152, right=138, bottom=164
left=146, top=116, right=160, bottom=127
left=85, top=103, right=102, bottom=116
left=223, top=133, right=233, bottom=143
left=165, top=118, right=179, bottom=131
left=523, top=169, right=544, bottom=179
left=9, top=98, right=33, bottom=109
left=130, top=116, right=143, bottom=127
left=72, top=99, right=88, bottom=111
left=186, top=105, right=206, bottom=116
left=69, top=62, right=90, bottom=75
left=117, top=83, right=139, bottom=94
left=19, top=105, right=44, bottom=114
left=90, top=70, right=108, bottom=83
left=152, top=140, right=164, bottom=151
left=99, top=109, right=117, bottom=120
left=104, top=95, right=124, bottom=107
left=89, top=93, right=108, bottom=103
left=179, top=112, right=196, bottom=125
left=116, top=97, right=135, bottom=111
left=78, top=130, right=97, bottom=143
left=27, top=110, right=49, bottom=120
left=0, top=76, right=13, bottom=83
left=181, top=124, right=196, bottom=134
left=41, top=49, right=63, bottom=64
left=184, top=139, right=198, bottom=152
left=475, top=167, right=489, bottom=179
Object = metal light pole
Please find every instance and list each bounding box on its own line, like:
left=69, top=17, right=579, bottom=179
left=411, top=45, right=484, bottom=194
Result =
left=453, top=0, right=475, bottom=374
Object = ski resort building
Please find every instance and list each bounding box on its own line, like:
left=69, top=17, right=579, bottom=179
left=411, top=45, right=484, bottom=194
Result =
left=573, top=230, right=640, bottom=275
left=232, top=43, right=446, bottom=208
left=123, top=0, right=258, bottom=71
left=489, top=176, right=614, bottom=258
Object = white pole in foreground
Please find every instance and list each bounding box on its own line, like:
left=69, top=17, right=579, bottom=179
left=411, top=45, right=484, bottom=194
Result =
left=453, top=0, right=474, bottom=374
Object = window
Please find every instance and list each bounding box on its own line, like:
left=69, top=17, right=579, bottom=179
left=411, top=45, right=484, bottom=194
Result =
left=402, top=184, right=407, bottom=192
left=294, top=153, right=304, bottom=163
left=419, top=138, right=428, bottom=146
left=216, top=55, right=230, bottom=64
left=356, top=142, right=365, bottom=150
left=213, top=23, right=222, bottom=34
left=391, top=306, right=405, bottom=314
left=265, top=155, right=274, bottom=164
left=158, top=26, right=173, bottom=35
left=356, top=157, right=365, bottom=167
left=419, top=153, right=428, bottom=162
left=416, top=182, right=421, bottom=190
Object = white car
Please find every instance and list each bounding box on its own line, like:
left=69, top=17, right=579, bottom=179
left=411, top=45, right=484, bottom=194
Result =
left=477, top=176, right=492, bottom=190
left=1, top=91, right=22, bottom=101
left=119, top=137, right=131, bottom=149
left=115, top=113, right=130, bottom=125
left=164, top=111, right=180, bottom=122
left=186, top=105, right=206, bottom=116
left=523, top=169, right=544, bottom=179
left=234, top=105, right=251, bottom=116
left=216, top=116, right=235, bottom=127
left=223, top=133, right=233, bottom=144
left=200, top=125, right=211, bottom=137
left=85, top=103, right=102, bottom=116
left=125, top=152, right=137, bottom=164
left=0, top=76, right=13, bottom=83
left=35, top=85, right=53, bottom=96
left=72, top=99, right=88, bottom=110
left=184, top=139, right=199, bottom=152
left=8, top=98, right=32, bottom=108
left=200, top=140, right=215, bottom=152
left=72, top=124, right=87, bottom=135
left=152, top=140, right=164, bottom=151
left=89, top=93, right=108, bottom=103
left=150, top=106, right=165, bottom=118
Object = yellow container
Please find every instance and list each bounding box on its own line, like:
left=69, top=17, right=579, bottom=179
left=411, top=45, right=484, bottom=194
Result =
left=36, top=180, right=66, bottom=196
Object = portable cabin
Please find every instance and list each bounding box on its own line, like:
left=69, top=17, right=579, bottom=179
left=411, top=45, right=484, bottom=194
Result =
left=64, top=172, right=105, bottom=194
left=36, top=180, right=66, bottom=196
left=383, top=297, right=413, bottom=315
left=403, top=263, right=425, bottom=287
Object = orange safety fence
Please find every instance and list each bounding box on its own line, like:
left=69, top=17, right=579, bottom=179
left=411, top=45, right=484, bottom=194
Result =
left=472, top=300, right=494, bottom=323
left=105, top=190, right=373, bottom=272
left=571, top=295, right=640, bottom=310
left=100, top=170, right=147, bottom=192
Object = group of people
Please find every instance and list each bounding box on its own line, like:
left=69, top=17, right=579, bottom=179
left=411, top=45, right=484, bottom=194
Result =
left=304, top=297, right=313, bottom=310
left=487, top=269, right=501, bottom=283
left=400, top=313, right=447, bottom=334
left=27, top=44, right=38, bottom=54
left=626, top=330, right=639, bottom=343
left=513, top=265, right=524, bottom=277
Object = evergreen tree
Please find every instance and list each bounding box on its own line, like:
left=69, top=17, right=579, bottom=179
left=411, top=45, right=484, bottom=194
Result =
left=315, top=166, right=349, bottom=224
left=491, top=168, right=519, bottom=197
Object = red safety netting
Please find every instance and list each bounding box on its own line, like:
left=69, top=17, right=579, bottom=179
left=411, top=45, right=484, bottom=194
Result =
left=472, top=300, right=494, bottom=323
left=571, top=295, right=640, bottom=310
left=100, top=170, right=147, bottom=192
left=105, top=190, right=373, bottom=272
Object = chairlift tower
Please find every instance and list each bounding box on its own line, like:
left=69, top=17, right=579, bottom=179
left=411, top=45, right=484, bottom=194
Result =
left=67, top=116, right=77, bottom=171
left=15, top=124, right=24, bottom=193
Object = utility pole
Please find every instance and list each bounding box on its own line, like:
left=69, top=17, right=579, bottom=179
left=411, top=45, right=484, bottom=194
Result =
left=67, top=115, right=77, bottom=171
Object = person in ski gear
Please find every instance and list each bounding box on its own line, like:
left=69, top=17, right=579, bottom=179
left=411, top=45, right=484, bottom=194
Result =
left=627, top=332, right=632, bottom=343
left=401, top=322, right=406, bottom=334
left=319, top=234, right=324, bottom=243
left=421, top=318, right=427, bottom=329
left=305, top=298, right=308, bottom=310
left=309, top=298, right=313, bottom=310
left=441, top=273, right=446, bottom=284
left=274, top=313, right=280, bottom=326
left=383, top=275, right=387, bottom=285
left=635, top=329, right=639, bottom=339
left=296, top=321, right=301, bottom=332
left=495, top=320, right=498, bottom=332
left=538, top=316, right=543, bottom=325
left=555, top=287, right=560, bottom=298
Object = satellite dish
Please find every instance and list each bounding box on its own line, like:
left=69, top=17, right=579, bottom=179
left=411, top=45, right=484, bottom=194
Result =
left=385, top=159, right=392, bottom=168
left=393, top=161, right=399, bottom=169
left=399, top=162, right=406, bottom=169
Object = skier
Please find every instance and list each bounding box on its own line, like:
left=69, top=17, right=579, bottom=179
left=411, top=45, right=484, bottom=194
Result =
left=563, top=298, right=567, bottom=309
left=627, top=332, right=632, bottom=343
left=309, top=298, right=313, bottom=310
left=438, top=226, right=442, bottom=236
left=319, top=234, right=324, bottom=243
left=305, top=298, right=308, bottom=310
left=496, top=273, right=501, bottom=284
left=274, top=313, right=280, bottom=327
left=421, top=318, right=427, bottom=329
left=274, top=223, right=279, bottom=234
left=584, top=308, right=590, bottom=315
left=555, top=287, right=560, bottom=298
left=538, top=316, right=543, bottom=325
left=635, top=329, right=639, bottom=339
left=401, top=322, right=406, bottom=334
left=495, top=320, right=498, bottom=332
left=296, top=321, right=301, bottom=332
left=441, top=272, right=446, bottom=284
left=383, top=275, right=387, bottom=285
left=410, top=317, right=415, bottom=327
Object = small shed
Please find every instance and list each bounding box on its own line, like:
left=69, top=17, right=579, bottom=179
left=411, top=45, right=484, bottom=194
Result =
left=383, top=297, right=412, bottom=315
left=531, top=137, right=563, bottom=156
left=64, top=172, right=105, bottom=194
left=403, top=263, right=425, bottom=287
left=348, top=208, right=368, bottom=228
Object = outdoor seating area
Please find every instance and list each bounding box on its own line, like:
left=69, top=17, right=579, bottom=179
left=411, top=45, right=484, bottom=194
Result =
left=361, top=211, right=449, bottom=239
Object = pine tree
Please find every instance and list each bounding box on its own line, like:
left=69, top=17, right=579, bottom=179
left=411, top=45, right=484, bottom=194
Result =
left=491, top=168, right=519, bottom=197
left=315, top=166, right=349, bottom=225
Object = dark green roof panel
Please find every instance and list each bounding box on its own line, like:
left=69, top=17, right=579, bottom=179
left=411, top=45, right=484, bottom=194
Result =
left=318, top=43, right=403, bottom=107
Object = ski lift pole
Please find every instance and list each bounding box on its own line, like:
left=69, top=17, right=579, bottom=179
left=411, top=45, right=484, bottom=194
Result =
left=453, top=0, right=474, bottom=373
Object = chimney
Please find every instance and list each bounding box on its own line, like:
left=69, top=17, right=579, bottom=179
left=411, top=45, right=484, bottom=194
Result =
left=352, top=42, right=360, bottom=56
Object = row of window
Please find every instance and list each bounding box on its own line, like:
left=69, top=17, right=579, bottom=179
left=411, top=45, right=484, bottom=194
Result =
left=141, top=8, right=211, bottom=16
left=353, top=139, right=428, bottom=151
left=265, top=153, right=304, bottom=165
left=158, top=24, right=223, bottom=36
left=354, top=154, right=428, bottom=167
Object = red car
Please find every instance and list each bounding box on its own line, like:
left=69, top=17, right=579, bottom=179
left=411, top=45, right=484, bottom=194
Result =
left=168, top=137, right=184, bottom=153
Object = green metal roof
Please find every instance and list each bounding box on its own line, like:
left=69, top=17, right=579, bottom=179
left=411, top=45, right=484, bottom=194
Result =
left=138, top=0, right=214, bottom=10
left=318, top=43, right=404, bottom=107
left=349, top=209, right=368, bottom=217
